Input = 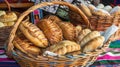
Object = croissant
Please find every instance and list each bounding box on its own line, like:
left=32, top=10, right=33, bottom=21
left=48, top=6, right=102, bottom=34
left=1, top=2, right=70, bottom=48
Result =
left=13, top=36, right=41, bottom=56
left=19, top=21, right=48, bottom=48
left=80, top=31, right=100, bottom=47
left=83, top=36, right=105, bottom=52
left=48, top=40, right=81, bottom=55
left=56, top=21, right=75, bottom=41
left=77, top=29, right=91, bottom=43
left=37, top=19, right=63, bottom=45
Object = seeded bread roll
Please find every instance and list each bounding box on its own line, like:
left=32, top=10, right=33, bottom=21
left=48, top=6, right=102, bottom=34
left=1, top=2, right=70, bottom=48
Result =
left=19, top=22, right=48, bottom=48
left=37, top=19, right=63, bottom=45
left=48, top=40, right=81, bottom=55
left=77, top=29, right=91, bottom=43
left=80, top=31, right=100, bottom=47
left=83, top=36, right=105, bottom=52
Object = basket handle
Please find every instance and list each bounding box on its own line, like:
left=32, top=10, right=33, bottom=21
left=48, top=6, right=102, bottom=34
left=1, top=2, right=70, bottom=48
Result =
left=6, top=1, right=90, bottom=57
left=4, top=0, right=11, bottom=12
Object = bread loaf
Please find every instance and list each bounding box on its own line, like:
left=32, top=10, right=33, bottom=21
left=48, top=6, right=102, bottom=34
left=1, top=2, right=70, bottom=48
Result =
left=80, top=31, right=100, bottom=47
left=19, top=22, right=48, bottom=48
left=77, top=29, right=91, bottom=43
left=37, top=19, right=63, bottom=45
left=83, top=36, right=105, bottom=52
left=79, top=3, right=92, bottom=17
left=48, top=40, right=81, bottom=55
left=13, top=36, right=41, bottom=56
left=56, top=21, right=75, bottom=41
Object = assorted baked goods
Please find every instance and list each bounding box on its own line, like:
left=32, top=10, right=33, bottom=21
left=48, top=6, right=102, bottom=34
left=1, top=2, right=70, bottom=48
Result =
left=12, top=15, right=105, bottom=57
left=0, top=10, right=18, bottom=27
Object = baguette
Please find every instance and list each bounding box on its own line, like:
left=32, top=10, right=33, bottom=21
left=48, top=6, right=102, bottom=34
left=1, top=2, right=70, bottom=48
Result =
left=80, top=31, right=100, bottom=47
left=83, top=36, right=105, bottom=52
left=19, top=22, right=48, bottom=48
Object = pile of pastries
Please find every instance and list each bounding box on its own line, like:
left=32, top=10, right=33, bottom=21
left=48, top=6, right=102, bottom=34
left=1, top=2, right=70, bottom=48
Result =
left=0, top=10, right=17, bottom=27
left=13, top=15, right=105, bottom=56
left=78, top=3, right=120, bottom=18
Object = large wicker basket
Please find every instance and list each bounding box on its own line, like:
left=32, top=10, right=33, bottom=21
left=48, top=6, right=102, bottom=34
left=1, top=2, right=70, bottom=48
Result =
left=6, top=1, right=117, bottom=67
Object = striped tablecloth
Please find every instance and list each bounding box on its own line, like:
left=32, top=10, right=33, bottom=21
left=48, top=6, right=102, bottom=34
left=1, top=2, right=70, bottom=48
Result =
left=0, top=40, right=120, bottom=67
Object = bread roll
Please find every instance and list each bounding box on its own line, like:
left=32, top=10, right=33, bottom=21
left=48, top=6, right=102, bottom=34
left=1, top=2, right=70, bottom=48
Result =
left=96, top=3, right=104, bottom=9
left=0, top=22, right=5, bottom=27
left=0, top=12, right=17, bottom=22
left=19, top=22, right=48, bottom=48
left=79, top=3, right=92, bottom=17
left=0, top=10, right=6, bottom=16
left=92, top=8, right=110, bottom=16
left=77, top=29, right=91, bottom=43
left=37, top=19, right=63, bottom=45
left=48, top=40, right=81, bottom=55
left=7, top=22, right=15, bottom=26
left=110, top=6, right=120, bottom=16
left=103, top=5, right=112, bottom=12
left=56, top=21, right=75, bottom=41
left=83, top=36, right=105, bottom=52
left=75, top=25, right=82, bottom=39
left=80, top=31, right=100, bottom=47
left=87, top=4, right=96, bottom=12
left=13, top=36, right=41, bottom=56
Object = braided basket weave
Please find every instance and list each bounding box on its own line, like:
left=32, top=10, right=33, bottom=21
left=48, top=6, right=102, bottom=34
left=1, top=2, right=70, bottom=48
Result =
left=6, top=1, right=116, bottom=67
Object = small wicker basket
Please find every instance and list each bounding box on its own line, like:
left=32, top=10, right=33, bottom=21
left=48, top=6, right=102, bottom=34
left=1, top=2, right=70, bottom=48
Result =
left=6, top=1, right=117, bottom=67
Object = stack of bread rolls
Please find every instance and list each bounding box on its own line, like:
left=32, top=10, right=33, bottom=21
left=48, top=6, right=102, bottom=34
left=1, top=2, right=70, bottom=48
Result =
left=0, top=10, right=18, bottom=27
left=14, top=15, right=105, bottom=56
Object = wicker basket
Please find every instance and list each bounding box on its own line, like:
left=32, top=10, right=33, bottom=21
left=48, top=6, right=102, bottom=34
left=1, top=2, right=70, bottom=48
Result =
left=6, top=1, right=116, bottom=67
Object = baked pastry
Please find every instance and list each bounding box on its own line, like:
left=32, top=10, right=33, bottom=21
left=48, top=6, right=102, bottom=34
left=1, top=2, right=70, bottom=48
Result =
left=13, top=36, right=41, bottom=56
left=83, top=36, right=105, bottom=52
left=77, top=29, right=91, bottom=43
left=0, top=12, right=17, bottom=22
left=75, top=25, right=82, bottom=39
left=0, top=22, right=5, bottom=27
left=19, top=21, right=48, bottom=48
left=37, top=19, right=63, bottom=45
left=44, top=15, right=62, bottom=23
left=48, top=40, right=81, bottom=55
left=80, top=31, right=100, bottom=47
left=87, top=4, right=96, bottom=12
left=79, top=3, right=92, bottom=17
left=0, top=10, right=6, bottom=16
left=56, top=21, right=75, bottom=41
left=110, top=6, right=120, bottom=16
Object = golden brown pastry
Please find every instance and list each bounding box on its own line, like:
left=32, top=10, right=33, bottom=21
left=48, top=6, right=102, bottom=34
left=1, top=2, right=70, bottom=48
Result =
left=56, top=21, right=75, bottom=41
left=44, top=15, right=62, bottom=23
left=0, top=10, right=6, bottom=16
left=0, top=12, right=17, bottom=22
left=75, top=25, right=82, bottom=39
left=13, top=36, right=41, bottom=56
left=77, top=29, right=91, bottom=43
left=19, top=21, right=48, bottom=48
left=83, top=36, right=105, bottom=52
left=37, top=19, right=63, bottom=45
left=79, top=3, right=92, bottom=17
left=48, top=40, right=81, bottom=55
left=0, top=22, right=5, bottom=27
left=80, top=31, right=100, bottom=47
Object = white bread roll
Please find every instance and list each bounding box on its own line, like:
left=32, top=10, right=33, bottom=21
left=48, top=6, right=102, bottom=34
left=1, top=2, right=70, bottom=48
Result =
left=103, top=5, right=112, bottom=12
left=83, top=36, right=105, bottom=52
left=96, top=3, right=104, bottom=9
left=80, top=31, right=100, bottom=47
left=110, top=6, right=120, bottom=16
